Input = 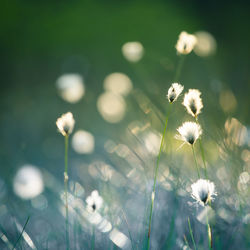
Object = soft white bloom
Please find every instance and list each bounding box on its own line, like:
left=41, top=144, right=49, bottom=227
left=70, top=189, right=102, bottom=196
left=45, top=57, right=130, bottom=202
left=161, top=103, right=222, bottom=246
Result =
left=191, top=179, right=216, bottom=206
left=167, top=83, right=184, bottom=103
left=86, top=190, right=103, bottom=212
left=183, top=89, right=203, bottom=117
left=56, top=112, right=75, bottom=136
left=176, top=121, right=202, bottom=145
left=122, top=41, right=144, bottom=62
left=175, top=31, right=197, bottom=55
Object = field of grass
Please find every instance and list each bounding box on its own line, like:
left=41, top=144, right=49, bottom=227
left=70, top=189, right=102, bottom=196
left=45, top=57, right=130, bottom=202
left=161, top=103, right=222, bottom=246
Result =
left=0, top=1, right=249, bottom=249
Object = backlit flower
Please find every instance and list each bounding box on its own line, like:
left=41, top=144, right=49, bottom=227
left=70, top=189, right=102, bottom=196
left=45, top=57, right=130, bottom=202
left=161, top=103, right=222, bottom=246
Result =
left=56, top=112, right=75, bottom=136
left=176, top=121, right=202, bottom=145
left=183, top=89, right=203, bottom=118
left=167, top=83, right=184, bottom=103
left=86, top=190, right=103, bottom=212
left=191, top=179, right=216, bottom=206
left=176, top=31, right=197, bottom=55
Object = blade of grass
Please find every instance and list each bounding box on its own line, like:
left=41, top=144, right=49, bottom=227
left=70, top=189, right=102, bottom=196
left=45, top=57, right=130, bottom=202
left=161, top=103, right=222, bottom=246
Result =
left=12, top=216, right=30, bottom=250
left=187, top=217, right=197, bottom=250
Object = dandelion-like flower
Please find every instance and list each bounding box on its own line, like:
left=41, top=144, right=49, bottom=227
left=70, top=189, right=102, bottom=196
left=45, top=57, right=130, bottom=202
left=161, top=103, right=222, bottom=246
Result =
left=175, top=31, right=197, bottom=55
left=191, top=179, right=216, bottom=206
left=86, top=190, right=103, bottom=212
left=183, top=89, right=203, bottom=118
left=56, top=112, right=75, bottom=136
left=176, top=121, right=202, bottom=145
left=167, top=83, right=184, bottom=103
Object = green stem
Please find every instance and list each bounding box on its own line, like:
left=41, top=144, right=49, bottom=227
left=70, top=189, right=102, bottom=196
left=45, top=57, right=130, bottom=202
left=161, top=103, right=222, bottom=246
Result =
left=91, top=226, right=95, bottom=250
left=198, top=138, right=208, bottom=179
left=206, top=208, right=212, bottom=249
left=192, top=145, right=200, bottom=179
left=147, top=104, right=172, bottom=250
left=12, top=216, right=30, bottom=250
left=187, top=217, right=197, bottom=250
left=174, top=55, right=185, bottom=82
left=64, top=134, right=69, bottom=250
left=195, top=117, right=208, bottom=179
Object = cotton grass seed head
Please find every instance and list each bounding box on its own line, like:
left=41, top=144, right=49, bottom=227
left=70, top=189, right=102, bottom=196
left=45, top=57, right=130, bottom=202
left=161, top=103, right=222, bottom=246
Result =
left=56, top=112, right=75, bottom=136
left=176, top=121, right=202, bottom=145
left=167, top=83, right=184, bottom=103
left=86, top=190, right=103, bottom=212
left=191, top=179, right=216, bottom=206
left=183, top=89, right=203, bottom=118
left=176, top=31, right=197, bottom=55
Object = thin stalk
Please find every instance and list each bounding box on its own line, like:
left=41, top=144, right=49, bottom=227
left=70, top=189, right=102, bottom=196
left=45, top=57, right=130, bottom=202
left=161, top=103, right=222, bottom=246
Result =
left=64, top=134, right=69, bottom=250
left=198, top=138, right=208, bottom=179
left=147, top=104, right=172, bottom=250
left=12, top=216, right=30, bottom=250
left=195, top=117, right=208, bottom=179
left=206, top=208, right=212, bottom=249
left=91, top=226, right=95, bottom=250
left=187, top=217, right=197, bottom=250
left=192, top=145, right=200, bottom=179
left=174, top=55, right=185, bottom=82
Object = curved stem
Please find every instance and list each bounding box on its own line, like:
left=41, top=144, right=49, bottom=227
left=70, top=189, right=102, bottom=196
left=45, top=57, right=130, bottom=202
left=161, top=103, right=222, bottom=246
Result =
left=64, top=134, right=69, bottom=250
left=192, top=145, right=200, bottom=179
left=147, top=104, right=172, bottom=250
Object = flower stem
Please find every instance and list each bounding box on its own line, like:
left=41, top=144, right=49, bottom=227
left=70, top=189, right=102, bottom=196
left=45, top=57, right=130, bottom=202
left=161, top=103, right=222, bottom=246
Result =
left=187, top=217, right=197, bottom=250
left=206, top=208, right=212, bottom=249
left=91, top=225, right=95, bottom=250
left=192, top=145, right=200, bottom=179
left=147, top=104, right=172, bottom=250
left=174, top=55, right=185, bottom=82
left=195, top=117, right=208, bottom=179
left=64, top=134, right=69, bottom=250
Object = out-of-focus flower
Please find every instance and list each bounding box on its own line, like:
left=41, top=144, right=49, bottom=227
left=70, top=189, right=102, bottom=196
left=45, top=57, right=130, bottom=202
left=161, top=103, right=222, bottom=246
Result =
left=13, top=165, right=44, bottom=200
left=176, top=121, right=202, bottom=145
left=191, top=179, right=216, bottom=206
left=56, top=112, right=75, bottom=136
left=122, top=41, right=144, bottom=62
left=72, top=130, right=95, bottom=154
left=56, top=74, right=85, bottom=103
left=183, top=89, right=203, bottom=118
left=194, top=31, right=217, bottom=57
left=167, top=83, right=184, bottom=103
left=86, top=190, right=103, bottom=212
left=175, top=31, right=197, bottom=55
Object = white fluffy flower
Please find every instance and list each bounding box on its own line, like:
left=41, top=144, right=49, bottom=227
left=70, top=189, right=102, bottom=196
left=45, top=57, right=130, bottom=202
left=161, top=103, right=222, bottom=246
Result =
left=56, top=112, right=75, bottom=136
left=183, top=89, right=203, bottom=118
left=176, top=31, right=197, bottom=55
left=167, top=83, right=184, bottom=103
left=86, top=190, right=103, bottom=212
left=176, top=122, right=202, bottom=145
left=191, top=179, right=216, bottom=206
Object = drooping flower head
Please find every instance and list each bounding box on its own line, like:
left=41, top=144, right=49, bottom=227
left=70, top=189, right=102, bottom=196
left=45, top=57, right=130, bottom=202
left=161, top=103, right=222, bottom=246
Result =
left=176, top=121, right=202, bottom=145
left=191, top=179, right=216, bottom=206
left=56, top=112, right=75, bottom=136
left=175, top=31, right=197, bottom=55
left=183, top=89, right=203, bottom=118
left=167, top=83, right=184, bottom=103
left=86, top=190, right=103, bottom=213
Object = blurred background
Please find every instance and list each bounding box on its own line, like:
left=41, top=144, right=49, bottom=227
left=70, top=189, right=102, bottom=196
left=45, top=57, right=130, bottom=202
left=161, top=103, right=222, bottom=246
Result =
left=0, top=0, right=250, bottom=249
